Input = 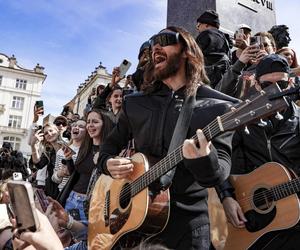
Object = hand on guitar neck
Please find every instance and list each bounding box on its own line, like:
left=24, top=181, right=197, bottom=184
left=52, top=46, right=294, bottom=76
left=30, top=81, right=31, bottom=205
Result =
left=222, top=196, right=247, bottom=228
left=182, top=129, right=211, bottom=159
left=107, top=129, right=210, bottom=179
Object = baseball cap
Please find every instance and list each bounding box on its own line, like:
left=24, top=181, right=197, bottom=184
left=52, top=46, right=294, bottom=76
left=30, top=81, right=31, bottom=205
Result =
left=237, top=23, right=252, bottom=32
left=53, top=115, right=68, bottom=126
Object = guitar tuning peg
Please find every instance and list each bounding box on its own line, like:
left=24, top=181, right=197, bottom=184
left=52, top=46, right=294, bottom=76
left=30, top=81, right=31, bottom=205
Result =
left=258, top=119, right=268, bottom=127
left=275, top=112, right=284, bottom=120
left=244, top=126, right=250, bottom=135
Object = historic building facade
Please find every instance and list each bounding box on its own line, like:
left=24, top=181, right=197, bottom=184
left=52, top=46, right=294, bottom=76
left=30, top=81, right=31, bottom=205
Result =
left=67, top=63, right=125, bottom=117
left=0, top=53, right=46, bottom=156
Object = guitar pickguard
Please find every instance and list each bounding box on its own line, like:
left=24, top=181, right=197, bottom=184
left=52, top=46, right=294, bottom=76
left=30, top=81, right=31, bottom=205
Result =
left=245, top=207, right=276, bottom=232
left=110, top=203, right=132, bottom=234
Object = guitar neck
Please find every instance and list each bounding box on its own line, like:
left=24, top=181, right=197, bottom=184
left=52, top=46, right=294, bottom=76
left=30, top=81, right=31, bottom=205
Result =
left=131, top=117, right=222, bottom=196
left=130, top=84, right=289, bottom=197
left=271, top=178, right=300, bottom=201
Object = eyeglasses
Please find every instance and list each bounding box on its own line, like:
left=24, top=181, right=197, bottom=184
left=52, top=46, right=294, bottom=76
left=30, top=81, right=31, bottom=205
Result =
left=259, top=80, right=289, bottom=90
left=54, top=121, right=67, bottom=127
left=149, top=31, right=180, bottom=48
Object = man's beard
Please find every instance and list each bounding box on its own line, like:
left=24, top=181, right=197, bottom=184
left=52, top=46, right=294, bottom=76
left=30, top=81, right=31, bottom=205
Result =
left=154, top=51, right=183, bottom=80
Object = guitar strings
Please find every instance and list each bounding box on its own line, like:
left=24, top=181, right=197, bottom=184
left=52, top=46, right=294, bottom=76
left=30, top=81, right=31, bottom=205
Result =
left=118, top=94, right=273, bottom=204
left=118, top=97, right=267, bottom=203
left=235, top=178, right=300, bottom=207
left=118, top=112, right=230, bottom=203
left=118, top=106, right=244, bottom=203
left=123, top=98, right=262, bottom=198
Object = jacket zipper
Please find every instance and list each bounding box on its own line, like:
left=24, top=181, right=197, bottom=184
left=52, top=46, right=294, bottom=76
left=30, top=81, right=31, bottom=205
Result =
left=279, top=134, right=297, bottom=149
left=264, top=130, right=273, bottom=161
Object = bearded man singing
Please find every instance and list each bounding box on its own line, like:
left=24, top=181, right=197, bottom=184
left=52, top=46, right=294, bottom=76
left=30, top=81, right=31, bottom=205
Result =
left=97, top=26, right=238, bottom=250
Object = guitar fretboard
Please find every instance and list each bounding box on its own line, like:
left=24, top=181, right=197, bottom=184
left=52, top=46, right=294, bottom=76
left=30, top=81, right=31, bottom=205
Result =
left=271, top=178, right=300, bottom=201
left=130, top=118, right=222, bottom=197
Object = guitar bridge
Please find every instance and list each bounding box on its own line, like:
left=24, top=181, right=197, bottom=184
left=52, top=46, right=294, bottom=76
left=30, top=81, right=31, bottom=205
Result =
left=104, top=190, right=110, bottom=226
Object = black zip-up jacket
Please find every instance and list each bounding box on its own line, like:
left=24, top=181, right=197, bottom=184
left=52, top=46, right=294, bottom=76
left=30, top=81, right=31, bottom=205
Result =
left=232, top=102, right=300, bottom=174
left=98, top=82, right=238, bottom=235
left=216, top=102, right=300, bottom=200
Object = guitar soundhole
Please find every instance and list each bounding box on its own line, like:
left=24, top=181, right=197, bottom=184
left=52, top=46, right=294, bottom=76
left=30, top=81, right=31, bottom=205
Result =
left=120, top=183, right=131, bottom=209
left=253, top=187, right=274, bottom=212
left=245, top=187, right=276, bottom=232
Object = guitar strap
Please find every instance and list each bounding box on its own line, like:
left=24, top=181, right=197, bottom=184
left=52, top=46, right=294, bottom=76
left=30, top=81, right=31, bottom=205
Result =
left=159, top=93, right=196, bottom=190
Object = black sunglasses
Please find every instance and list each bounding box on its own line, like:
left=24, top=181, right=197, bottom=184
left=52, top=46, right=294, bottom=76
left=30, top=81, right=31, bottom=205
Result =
left=54, top=121, right=67, bottom=126
left=149, top=31, right=180, bottom=48
left=260, top=80, right=289, bottom=90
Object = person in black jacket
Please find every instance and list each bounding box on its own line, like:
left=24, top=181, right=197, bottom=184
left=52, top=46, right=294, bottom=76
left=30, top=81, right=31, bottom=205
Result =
left=195, top=10, right=232, bottom=89
left=218, top=54, right=300, bottom=249
left=97, top=26, right=237, bottom=250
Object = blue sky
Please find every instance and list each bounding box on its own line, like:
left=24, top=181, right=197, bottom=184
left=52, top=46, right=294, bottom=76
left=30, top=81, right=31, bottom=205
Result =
left=0, top=0, right=299, bottom=116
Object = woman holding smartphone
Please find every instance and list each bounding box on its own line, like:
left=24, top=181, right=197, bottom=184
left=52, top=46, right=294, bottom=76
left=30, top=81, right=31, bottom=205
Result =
left=30, top=124, right=62, bottom=198
left=92, top=67, right=123, bottom=125
left=52, top=119, right=87, bottom=191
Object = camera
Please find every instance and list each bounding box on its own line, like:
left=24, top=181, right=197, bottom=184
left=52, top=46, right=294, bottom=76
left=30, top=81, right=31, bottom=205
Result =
left=123, top=59, right=128, bottom=65
left=34, top=125, right=43, bottom=132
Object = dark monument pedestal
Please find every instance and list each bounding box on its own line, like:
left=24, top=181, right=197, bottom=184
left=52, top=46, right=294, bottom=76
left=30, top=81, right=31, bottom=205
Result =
left=167, top=0, right=276, bottom=38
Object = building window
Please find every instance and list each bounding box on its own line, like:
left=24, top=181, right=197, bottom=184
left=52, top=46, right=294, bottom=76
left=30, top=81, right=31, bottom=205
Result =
left=8, top=115, right=22, bottom=128
left=0, top=75, right=2, bottom=86
left=16, top=79, right=27, bottom=90
left=11, top=96, right=24, bottom=109
left=3, top=136, right=21, bottom=151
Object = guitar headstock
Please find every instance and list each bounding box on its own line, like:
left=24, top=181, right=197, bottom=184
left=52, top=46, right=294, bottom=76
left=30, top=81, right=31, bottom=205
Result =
left=220, top=84, right=289, bottom=132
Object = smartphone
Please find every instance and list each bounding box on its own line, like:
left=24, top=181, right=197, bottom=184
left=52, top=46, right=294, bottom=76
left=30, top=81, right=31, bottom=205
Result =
left=35, top=100, right=44, bottom=115
left=119, top=59, right=132, bottom=78
left=57, top=140, right=76, bottom=155
left=236, top=28, right=244, bottom=39
left=12, top=172, right=23, bottom=181
left=7, top=181, right=40, bottom=232
left=35, top=188, right=49, bottom=213
left=250, top=36, right=262, bottom=47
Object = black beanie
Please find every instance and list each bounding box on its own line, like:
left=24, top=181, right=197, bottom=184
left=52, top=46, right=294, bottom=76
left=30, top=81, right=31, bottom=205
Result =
left=197, top=10, right=220, bottom=28
left=256, top=54, right=289, bottom=79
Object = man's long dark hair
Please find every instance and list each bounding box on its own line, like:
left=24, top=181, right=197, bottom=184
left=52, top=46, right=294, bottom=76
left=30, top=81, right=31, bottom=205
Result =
left=142, top=26, right=209, bottom=96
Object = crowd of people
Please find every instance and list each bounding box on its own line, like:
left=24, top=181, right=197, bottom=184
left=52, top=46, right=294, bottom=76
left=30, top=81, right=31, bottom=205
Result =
left=1, top=8, right=300, bottom=250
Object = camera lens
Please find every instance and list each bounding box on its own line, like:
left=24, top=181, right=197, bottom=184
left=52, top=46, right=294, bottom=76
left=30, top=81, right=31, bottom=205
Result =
left=123, top=60, right=128, bottom=65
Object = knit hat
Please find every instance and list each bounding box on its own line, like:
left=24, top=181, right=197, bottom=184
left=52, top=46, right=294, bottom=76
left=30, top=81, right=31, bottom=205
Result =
left=256, top=54, right=289, bottom=79
left=138, top=41, right=150, bottom=59
left=197, top=10, right=220, bottom=28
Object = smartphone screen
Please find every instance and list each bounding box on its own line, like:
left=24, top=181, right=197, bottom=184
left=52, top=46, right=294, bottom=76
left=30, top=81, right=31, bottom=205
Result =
left=35, top=100, right=44, bottom=115
left=35, top=189, right=49, bottom=213
left=7, top=181, right=40, bottom=232
left=57, top=141, right=76, bottom=155
left=236, top=28, right=244, bottom=39
left=119, top=59, right=132, bottom=78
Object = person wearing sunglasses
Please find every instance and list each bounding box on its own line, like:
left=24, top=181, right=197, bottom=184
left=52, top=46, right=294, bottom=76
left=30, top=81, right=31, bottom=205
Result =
left=54, top=115, right=71, bottom=142
left=217, top=54, right=300, bottom=250
left=98, top=26, right=238, bottom=250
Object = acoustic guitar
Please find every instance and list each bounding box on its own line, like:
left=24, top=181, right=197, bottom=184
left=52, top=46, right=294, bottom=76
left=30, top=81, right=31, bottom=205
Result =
left=224, top=162, right=300, bottom=250
left=88, top=84, right=288, bottom=250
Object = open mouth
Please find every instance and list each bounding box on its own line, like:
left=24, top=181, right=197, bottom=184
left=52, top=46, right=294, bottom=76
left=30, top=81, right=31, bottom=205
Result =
left=154, top=53, right=166, bottom=66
